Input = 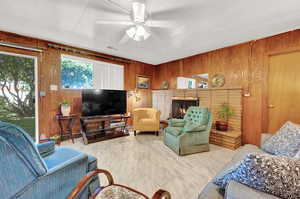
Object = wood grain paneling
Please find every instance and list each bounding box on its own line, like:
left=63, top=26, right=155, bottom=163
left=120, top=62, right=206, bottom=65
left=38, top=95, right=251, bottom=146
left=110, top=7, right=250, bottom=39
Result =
left=153, top=29, right=300, bottom=145
left=3, top=28, right=300, bottom=144
left=0, top=31, right=155, bottom=137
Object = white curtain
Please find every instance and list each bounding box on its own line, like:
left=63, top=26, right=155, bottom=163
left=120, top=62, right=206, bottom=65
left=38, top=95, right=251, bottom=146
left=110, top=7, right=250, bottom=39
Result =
left=93, top=62, right=124, bottom=90
left=152, top=90, right=173, bottom=120
left=62, top=54, right=124, bottom=90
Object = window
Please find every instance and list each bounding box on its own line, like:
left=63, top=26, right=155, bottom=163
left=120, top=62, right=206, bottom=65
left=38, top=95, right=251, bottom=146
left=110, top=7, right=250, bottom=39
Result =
left=61, top=56, right=93, bottom=89
left=61, top=55, right=124, bottom=90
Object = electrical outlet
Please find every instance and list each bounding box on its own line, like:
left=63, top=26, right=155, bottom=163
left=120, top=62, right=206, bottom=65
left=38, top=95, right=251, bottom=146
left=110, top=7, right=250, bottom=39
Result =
left=39, top=91, right=46, bottom=97
left=244, top=93, right=251, bottom=97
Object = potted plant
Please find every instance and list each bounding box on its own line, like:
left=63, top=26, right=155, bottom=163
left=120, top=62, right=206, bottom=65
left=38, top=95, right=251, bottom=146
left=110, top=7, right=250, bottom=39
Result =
left=50, top=135, right=61, bottom=145
left=59, top=100, right=71, bottom=116
left=216, top=103, right=234, bottom=131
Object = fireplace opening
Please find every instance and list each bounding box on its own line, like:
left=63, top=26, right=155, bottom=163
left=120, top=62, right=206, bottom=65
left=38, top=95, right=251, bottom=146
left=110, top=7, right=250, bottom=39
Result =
left=171, top=99, right=199, bottom=119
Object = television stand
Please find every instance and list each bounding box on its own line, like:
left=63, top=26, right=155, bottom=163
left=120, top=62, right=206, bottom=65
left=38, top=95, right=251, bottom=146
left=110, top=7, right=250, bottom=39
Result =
left=80, top=115, right=130, bottom=145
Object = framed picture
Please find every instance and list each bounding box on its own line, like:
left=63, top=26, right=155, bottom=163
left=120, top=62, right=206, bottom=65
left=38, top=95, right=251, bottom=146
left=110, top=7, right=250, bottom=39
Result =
left=136, top=75, right=150, bottom=89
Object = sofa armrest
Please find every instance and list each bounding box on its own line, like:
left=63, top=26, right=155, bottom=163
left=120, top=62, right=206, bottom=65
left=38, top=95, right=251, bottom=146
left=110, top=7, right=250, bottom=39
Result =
left=260, top=133, right=273, bottom=147
left=37, top=141, right=55, bottom=158
left=225, top=181, right=280, bottom=199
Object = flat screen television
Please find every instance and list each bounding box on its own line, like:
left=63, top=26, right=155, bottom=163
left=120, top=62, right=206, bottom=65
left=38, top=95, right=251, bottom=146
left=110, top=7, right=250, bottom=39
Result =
left=81, top=89, right=127, bottom=116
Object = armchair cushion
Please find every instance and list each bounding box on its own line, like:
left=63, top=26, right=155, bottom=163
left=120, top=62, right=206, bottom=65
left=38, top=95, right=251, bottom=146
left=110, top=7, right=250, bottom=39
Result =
left=37, top=141, right=55, bottom=158
left=99, top=185, right=147, bottom=199
left=139, top=118, right=156, bottom=126
left=183, top=123, right=206, bottom=132
left=165, top=127, right=183, bottom=137
left=168, top=119, right=185, bottom=127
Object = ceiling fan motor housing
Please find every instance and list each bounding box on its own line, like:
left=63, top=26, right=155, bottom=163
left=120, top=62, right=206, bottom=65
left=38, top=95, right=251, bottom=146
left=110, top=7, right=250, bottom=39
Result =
left=131, top=0, right=147, bottom=24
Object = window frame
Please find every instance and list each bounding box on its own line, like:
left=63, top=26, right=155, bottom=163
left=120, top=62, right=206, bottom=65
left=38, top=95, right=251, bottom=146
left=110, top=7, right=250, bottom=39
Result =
left=60, top=54, right=94, bottom=90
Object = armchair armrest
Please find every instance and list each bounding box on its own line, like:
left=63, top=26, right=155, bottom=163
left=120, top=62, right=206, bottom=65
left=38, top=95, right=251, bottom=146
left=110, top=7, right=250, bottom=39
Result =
left=37, top=141, right=55, bottom=158
left=168, top=119, right=185, bottom=127
left=67, top=169, right=171, bottom=199
left=68, top=169, right=114, bottom=199
left=152, top=190, right=171, bottom=199
left=183, top=124, right=207, bottom=133
left=46, top=153, right=88, bottom=175
left=225, top=181, right=280, bottom=199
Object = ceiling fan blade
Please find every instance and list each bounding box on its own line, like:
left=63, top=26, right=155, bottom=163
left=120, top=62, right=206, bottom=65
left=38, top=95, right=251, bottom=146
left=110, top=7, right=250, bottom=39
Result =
left=96, top=20, right=134, bottom=26
left=149, top=5, right=201, bottom=21
left=118, top=33, right=130, bottom=45
left=105, top=0, right=131, bottom=15
left=87, top=1, right=129, bottom=17
left=146, top=20, right=177, bottom=28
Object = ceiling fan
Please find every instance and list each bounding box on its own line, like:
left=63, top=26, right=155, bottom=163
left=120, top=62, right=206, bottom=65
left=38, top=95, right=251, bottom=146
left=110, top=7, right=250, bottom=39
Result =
left=96, top=0, right=175, bottom=43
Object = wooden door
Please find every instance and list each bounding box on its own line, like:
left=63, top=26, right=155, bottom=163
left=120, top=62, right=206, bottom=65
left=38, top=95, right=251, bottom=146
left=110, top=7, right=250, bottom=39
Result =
left=268, top=51, right=300, bottom=133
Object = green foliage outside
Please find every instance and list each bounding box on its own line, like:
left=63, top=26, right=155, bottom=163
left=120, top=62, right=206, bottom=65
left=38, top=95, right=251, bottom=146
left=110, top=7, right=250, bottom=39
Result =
left=61, top=57, right=93, bottom=89
left=0, top=54, right=36, bottom=138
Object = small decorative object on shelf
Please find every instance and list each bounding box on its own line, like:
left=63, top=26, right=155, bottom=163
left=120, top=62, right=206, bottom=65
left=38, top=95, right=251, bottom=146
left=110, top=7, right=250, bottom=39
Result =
left=215, top=102, right=234, bottom=131
left=161, top=80, right=169, bottom=89
left=211, top=73, right=225, bottom=88
left=59, top=100, right=71, bottom=116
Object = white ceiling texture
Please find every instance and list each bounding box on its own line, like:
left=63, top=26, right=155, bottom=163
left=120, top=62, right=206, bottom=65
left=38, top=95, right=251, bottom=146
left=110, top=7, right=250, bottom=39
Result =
left=1, top=0, right=300, bottom=65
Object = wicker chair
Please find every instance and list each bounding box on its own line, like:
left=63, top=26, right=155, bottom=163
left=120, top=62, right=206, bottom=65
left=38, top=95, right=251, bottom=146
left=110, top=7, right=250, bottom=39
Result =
left=68, top=169, right=171, bottom=199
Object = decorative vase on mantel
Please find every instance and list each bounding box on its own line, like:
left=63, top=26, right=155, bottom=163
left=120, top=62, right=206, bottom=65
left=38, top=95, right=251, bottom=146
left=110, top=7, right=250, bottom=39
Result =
left=60, top=100, right=71, bottom=116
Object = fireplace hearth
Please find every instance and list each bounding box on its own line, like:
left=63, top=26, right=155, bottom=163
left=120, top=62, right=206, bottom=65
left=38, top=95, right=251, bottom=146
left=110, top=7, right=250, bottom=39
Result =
left=171, top=99, right=199, bottom=119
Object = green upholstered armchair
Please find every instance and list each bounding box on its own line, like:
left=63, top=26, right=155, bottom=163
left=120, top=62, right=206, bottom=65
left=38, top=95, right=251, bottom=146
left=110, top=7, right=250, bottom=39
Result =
left=163, top=106, right=212, bottom=155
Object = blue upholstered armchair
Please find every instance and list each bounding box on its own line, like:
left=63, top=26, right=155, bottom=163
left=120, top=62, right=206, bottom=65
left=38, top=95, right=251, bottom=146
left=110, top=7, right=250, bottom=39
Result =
left=0, top=122, right=99, bottom=199
left=164, top=107, right=212, bottom=155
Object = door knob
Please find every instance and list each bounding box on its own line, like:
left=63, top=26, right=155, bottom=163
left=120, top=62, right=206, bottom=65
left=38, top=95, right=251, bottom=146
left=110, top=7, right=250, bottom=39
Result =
left=268, top=104, right=275, bottom=108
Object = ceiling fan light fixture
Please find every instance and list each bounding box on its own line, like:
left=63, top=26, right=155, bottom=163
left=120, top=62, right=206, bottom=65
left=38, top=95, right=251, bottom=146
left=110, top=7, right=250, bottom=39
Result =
left=126, top=26, right=136, bottom=38
left=132, top=1, right=146, bottom=23
left=126, top=25, right=150, bottom=41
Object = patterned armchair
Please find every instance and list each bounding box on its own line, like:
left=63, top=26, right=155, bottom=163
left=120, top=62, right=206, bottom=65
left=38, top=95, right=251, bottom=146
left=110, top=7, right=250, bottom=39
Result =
left=0, top=121, right=99, bottom=199
left=164, top=107, right=212, bottom=155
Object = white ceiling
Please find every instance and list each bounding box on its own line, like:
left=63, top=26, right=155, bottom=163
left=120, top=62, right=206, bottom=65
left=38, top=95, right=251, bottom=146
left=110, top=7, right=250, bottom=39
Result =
left=1, top=0, right=300, bottom=65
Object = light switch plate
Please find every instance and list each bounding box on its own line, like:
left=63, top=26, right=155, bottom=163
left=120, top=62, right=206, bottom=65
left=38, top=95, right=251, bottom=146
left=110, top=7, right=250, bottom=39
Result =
left=50, top=84, right=58, bottom=91
left=39, top=91, right=46, bottom=97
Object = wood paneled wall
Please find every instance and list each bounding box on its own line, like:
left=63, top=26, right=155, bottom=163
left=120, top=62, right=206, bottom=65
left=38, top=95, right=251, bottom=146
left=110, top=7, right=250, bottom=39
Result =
left=0, top=31, right=155, bottom=137
left=153, top=29, right=300, bottom=145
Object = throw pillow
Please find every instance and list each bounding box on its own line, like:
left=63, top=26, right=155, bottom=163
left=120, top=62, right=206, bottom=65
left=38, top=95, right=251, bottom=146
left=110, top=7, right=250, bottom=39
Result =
left=214, top=153, right=300, bottom=199
left=261, top=121, right=300, bottom=157
left=295, top=150, right=300, bottom=158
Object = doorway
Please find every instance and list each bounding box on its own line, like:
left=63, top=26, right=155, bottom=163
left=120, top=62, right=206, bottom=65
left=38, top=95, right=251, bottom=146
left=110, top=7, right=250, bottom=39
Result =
left=0, top=51, right=38, bottom=140
left=267, top=50, right=300, bottom=133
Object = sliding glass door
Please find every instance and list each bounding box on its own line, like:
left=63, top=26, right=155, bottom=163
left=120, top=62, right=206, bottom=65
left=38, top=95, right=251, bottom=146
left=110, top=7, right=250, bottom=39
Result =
left=0, top=52, right=38, bottom=140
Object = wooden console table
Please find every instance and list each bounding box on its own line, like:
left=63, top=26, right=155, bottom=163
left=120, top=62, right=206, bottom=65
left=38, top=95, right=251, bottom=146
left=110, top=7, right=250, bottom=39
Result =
left=80, top=115, right=130, bottom=145
left=56, top=114, right=78, bottom=144
left=209, top=129, right=241, bottom=150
